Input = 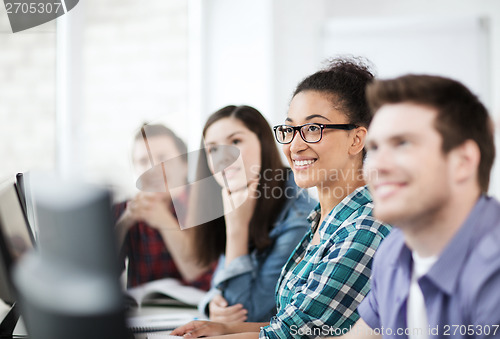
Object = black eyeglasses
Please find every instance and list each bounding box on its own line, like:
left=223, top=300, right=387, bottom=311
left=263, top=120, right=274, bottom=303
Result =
left=273, top=123, right=358, bottom=144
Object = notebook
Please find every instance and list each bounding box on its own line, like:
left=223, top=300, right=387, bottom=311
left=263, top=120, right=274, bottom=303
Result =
left=126, top=313, right=195, bottom=333
left=125, top=278, right=206, bottom=308
left=146, top=334, right=183, bottom=339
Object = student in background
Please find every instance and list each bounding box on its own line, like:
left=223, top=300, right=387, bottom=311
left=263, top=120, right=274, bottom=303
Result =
left=190, top=105, right=315, bottom=322
left=338, top=74, right=500, bottom=338
left=172, top=57, right=392, bottom=338
left=113, top=124, right=213, bottom=289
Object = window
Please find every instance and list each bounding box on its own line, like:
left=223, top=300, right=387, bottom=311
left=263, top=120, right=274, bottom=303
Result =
left=81, top=0, right=190, bottom=201
left=0, top=18, right=56, bottom=180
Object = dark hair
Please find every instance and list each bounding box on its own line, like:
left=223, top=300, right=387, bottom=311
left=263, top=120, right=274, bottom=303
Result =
left=366, top=74, right=495, bottom=192
left=292, top=57, right=375, bottom=159
left=191, top=105, right=288, bottom=266
left=134, top=123, right=188, bottom=163
left=293, top=57, right=375, bottom=128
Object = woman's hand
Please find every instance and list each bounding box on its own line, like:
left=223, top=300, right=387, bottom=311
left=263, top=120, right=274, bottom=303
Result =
left=222, top=179, right=259, bottom=265
left=170, top=320, right=228, bottom=338
left=116, top=193, right=170, bottom=247
left=222, top=179, right=259, bottom=236
left=209, top=294, right=248, bottom=322
left=128, top=192, right=177, bottom=230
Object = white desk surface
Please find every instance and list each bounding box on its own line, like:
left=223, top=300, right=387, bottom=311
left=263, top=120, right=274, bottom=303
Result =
left=128, top=305, right=203, bottom=339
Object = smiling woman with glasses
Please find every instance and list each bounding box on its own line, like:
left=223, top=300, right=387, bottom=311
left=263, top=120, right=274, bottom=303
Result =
left=172, top=57, right=392, bottom=339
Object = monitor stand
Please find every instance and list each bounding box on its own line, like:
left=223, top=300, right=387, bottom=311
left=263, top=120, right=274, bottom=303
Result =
left=0, top=303, right=20, bottom=337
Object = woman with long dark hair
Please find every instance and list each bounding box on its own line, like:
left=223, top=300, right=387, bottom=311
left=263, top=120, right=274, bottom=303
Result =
left=190, top=105, right=315, bottom=322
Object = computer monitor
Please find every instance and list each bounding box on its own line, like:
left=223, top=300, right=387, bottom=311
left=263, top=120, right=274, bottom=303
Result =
left=15, top=172, right=38, bottom=242
left=15, top=174, right=27, bottom=217
left=12, top=176, right=129, bottom=339
left=0, top=177, right=35, bottom=335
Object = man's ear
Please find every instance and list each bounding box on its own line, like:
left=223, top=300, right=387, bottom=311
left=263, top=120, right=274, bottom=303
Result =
left=450, top=139, right=480, bottom=185
left=349, top=126, right=368, bottom=156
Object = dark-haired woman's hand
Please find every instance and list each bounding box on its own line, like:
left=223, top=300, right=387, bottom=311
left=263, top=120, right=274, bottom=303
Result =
left=222, top=179, right=259, bottom=266
left=222, top=179, right=259, bottom=236
left=209, top=294, right=248, bottom=323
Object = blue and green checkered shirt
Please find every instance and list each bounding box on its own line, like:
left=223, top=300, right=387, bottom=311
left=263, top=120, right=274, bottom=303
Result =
left=259, top=186, right=392, bottom=339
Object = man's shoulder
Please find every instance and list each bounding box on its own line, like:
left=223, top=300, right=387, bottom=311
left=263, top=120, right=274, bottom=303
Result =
left=476, top=196, right=500, bottom=257
left=456, top=201, right=500, bottom=323
left=462, top=199, right=500, bottom=291
left=371, top=228, right=405, bottom=265
left=466, top=196, right=500, bottom=272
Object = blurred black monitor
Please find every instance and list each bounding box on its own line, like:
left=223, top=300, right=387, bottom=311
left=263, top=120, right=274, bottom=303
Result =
left=15, top=174, right=27, bottom=217
left=15, top=172, right=37, bottom=242
left=12, top=176, right=129, bottom=339
left=0, top=177, right=35, bottom=335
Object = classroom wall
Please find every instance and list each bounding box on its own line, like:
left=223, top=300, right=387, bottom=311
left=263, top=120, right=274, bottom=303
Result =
left=322, top=0, right=500, bottom=117
left=200, top=0, right=274, bottom=119
left=199, top=0, right=328, bottom=126
left=2, top=1, right=499, bottom=198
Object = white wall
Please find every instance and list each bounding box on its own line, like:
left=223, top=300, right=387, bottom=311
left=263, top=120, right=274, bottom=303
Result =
left=201, top=0, right=329, bottom=126
left=322, top=0, right=500, bottom=116
left=270, top=0, right=328, bottom=126
left=322, top=16, right=490, bottom=105
left=201, top=0, right=274, bottom=119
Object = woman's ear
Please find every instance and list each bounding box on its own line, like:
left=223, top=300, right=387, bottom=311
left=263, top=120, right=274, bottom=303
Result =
left=349, top=126, right=367, bottom=156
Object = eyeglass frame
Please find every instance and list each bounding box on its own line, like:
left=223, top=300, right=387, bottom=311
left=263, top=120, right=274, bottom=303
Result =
left=273, top=123, right=358, bottom=144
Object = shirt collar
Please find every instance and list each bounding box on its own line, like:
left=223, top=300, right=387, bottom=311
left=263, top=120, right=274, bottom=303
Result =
left=306, top=204, right=321, bottom=231
left=307, top=185, right=372, bottom=237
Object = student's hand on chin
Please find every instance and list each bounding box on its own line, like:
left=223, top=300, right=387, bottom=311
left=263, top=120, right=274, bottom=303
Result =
left=170, top=320, right=228, bottom=338
left=131, top=193, right=177, bottom=230
left=222, top=179, right=259, bottom=232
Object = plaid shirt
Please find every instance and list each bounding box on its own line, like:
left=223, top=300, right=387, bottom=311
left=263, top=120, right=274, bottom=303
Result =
left=113, top=192, right=214, bottom=290
left=259, top=186, right=392, bottom=339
